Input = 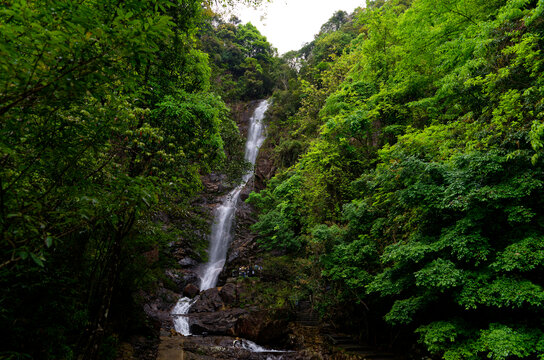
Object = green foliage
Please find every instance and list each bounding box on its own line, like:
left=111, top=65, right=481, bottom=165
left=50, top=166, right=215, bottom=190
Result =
left=251, top=0, right=544, bottom=356
left=248, top=172, right=305, bottom=252
left=198, top=16, right=276, bottom=101
left=0, top=0, right=256, bottom=358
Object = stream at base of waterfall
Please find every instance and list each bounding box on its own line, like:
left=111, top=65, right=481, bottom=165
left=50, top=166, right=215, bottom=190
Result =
left=169, top=100, right=287, bottom=354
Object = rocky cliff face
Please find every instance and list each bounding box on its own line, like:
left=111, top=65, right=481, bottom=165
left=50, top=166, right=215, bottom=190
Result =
left=150, top=100, right=333, bottom=359
left=161, top=100, right=270, bottom=296
left=229, top=100, right=277, bottom=193
left=142, top=99, right=274, bottom=317
left=186, top=282, right=289, bottom=345
left=202, top=100, right=277, bottom=288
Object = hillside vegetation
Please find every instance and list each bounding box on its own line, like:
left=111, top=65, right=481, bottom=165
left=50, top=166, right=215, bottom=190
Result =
left=250, top=0, right=544, bottom=358
left=2, top=0, right=544, bottom=359
left=0, top=1, right=274, bottom=358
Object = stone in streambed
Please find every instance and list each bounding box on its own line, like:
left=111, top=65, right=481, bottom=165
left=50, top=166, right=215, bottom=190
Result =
left=183, top=283, right=200, bottom=298
left=219, top=283, right=237, bottom=305
left=189, top=288, right=223, bottom=313
left=235, top=310, right=289, bottom=345
left=189, top=308, right=248, bottom=336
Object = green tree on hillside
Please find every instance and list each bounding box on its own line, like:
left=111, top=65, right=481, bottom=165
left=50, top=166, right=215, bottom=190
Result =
left=0, top=0, right=263, bottom=358
left=251, top=0, right=544, bottom=358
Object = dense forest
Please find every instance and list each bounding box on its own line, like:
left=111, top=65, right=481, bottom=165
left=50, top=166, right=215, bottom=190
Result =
left=1, top=0, right=544, bottom=359
left=0, top=0, right=275, bottom=358
left=252, top=0, right=544, bottom=359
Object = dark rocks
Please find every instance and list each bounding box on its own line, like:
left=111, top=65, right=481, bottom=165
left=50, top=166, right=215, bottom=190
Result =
left=219, top=283, right=237, bottom=305
left=164, top=269, right=184, bottom=288
left=183, top=283, right=200, bottom=298
left=255, top=154, right=276, bottom=191
left=185, top=282, right=287, bottom=345
left=189, top=288, right=224, bottom=313
left=158, top=335, right=303, bottom=360
left=190, top=308, right=248, bottom=336
left=187, top=283, right=247, bottom=336
left=183, top=271, right=199, bottom=285
left=178, top=257, right=198, bottom=267
left=227, top=249, right=240, bottom=264
left=235, top=310, right=289, bottom=345
left=140, top=288, right=179, bottom=330
left=164, top=268, right=200, bottom=293
left=201, top=173, right=228, bottom=194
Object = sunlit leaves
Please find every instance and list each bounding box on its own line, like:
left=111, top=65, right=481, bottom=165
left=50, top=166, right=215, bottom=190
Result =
left=250, top=0, right=544, bottom=357
left=492, top=236, right=544, bottom=272
left=477, top=324, right=544, bottom=360
left=385, top=296, right=429, bottom=325
left=458, top=275, right=544, bottom=309
left=415, top=259, right=464, bottom=291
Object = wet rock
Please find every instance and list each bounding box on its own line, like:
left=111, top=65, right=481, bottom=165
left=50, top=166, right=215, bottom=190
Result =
left=178, top=257, right=198, bottom=267
left=189, top=288, right=223, bottom=313
left=158, top=334, right=303, bottom=360
left=202, top=173, right=228, bottom=194
left=190, top=308, right=248, bottom=336
left=219, top=283, right=237, bottom=305
left=164, top=268, right=200, bottom=292
left=183, top=283, right=200, bottom=298
left=183, top=271, right=199, bottom=285
left=164, top=269, right=184, bottom=288
left=255, top=152, right=276, bottom=191
left=141, top=288, right=178, bottom=330
left=235, top=311, right=289, bottom=345
left=227, top=249, right=240, bottom=263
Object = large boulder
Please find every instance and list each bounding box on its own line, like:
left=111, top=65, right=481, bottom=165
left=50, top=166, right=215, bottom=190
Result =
left=140, top=287, right=178, bottom=330
left=183, top=283, right=200, bottom=298
left=189, top=288, right=224, bottom=313
left=219, top=283, right=237, bottom=305
left=189, top=308, right=248, bottom=336
left=235, top=310, right=289, bottom=345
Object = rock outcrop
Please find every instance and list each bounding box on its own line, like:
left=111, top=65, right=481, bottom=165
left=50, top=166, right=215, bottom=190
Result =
left=189, top=308, right=249, bottom=336
left=189, top=288, right=224, bottom=313
left=219, top=283, right=237, bottom=304
left=155, top=100, right=304, bottom=358
left=185, top=282, right=290, bottom=347
left=183, top=283, right=200, bottom=298
left=235, top=310, right=289, bottom=345
left=157, top=335, right=304, bottom=360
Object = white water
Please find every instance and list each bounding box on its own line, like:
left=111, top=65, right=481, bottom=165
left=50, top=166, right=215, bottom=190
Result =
left=200, top=99, right=269, bottom=291
left=238, top=339, right=286, bottom=353
left=171, top=99, right=269, bottom=335
left=171, top=296, right=197, bottom=335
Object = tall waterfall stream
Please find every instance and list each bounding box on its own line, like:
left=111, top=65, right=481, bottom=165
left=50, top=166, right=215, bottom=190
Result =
left=172, top=100, right=269, bottom=336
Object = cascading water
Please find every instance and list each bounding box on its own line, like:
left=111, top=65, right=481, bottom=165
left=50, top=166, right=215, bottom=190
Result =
left=171, top=297, right=197, bottom=336
left=172, top=99, right=269, bottom=335
left=200, top=99, right=269, bottom=291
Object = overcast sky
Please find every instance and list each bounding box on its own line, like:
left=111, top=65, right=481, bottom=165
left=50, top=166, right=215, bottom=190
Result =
left=229, top=0, right=366, bottom=55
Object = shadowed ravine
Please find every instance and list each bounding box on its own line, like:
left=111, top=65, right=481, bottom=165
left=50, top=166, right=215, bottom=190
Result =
left=171, top=99, right=269, bottom=336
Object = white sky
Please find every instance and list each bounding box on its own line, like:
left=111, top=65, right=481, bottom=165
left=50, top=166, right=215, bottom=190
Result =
left=229, top=0, right=366, bottom=55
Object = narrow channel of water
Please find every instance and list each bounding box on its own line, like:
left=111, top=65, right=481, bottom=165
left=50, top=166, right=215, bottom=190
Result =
left=172, top=99, right=269, bottom=335
left=171, top=296, right=197, bottom=336
left=199, top=99, right=269, bottom=291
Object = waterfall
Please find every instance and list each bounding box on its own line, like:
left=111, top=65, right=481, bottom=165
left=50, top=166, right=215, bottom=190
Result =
left=200, top=99, right=269, bottom=291
left=171, top=297, right=197, bottom=336
left=172, top=99, right=269, bottom=335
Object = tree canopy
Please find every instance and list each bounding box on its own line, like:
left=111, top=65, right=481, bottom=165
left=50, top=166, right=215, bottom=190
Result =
left=0, top=1, right=274, bottom=358
left=250, top=0, right=544, bottom=358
